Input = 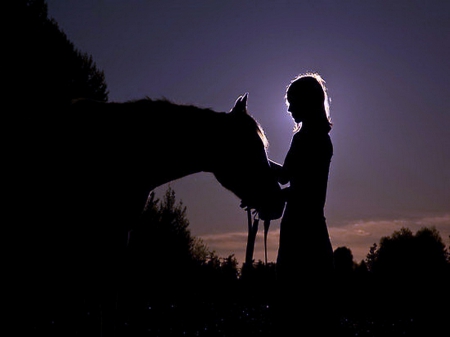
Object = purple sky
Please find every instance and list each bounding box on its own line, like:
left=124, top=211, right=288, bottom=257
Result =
left=47, top=0, right=449, bottom=263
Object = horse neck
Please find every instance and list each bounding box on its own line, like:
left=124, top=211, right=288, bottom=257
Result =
left=145, top=101, right=226, bottom=190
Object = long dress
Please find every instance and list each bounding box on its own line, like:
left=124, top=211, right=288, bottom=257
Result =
left=275, top=124, right=335, bottom=334
left=276, top=124, right=334, bottom=278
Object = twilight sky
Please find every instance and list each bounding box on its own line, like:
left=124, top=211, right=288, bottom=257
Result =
left=47, top=0, right=449, bottom=263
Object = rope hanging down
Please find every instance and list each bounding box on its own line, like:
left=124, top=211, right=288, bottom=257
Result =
left=244, top=208, right=271, bottom=266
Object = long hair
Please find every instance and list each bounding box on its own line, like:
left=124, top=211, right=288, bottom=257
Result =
left=285, top=72, right=332, bottom=132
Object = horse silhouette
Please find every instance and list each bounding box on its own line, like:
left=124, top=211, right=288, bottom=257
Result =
left=22, top=94, right=282, bottom=335
left=69, top=94, right=282, bottom=216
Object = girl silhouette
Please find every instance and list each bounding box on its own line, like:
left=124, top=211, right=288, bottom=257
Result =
left=270, top=72, right=335, bottom=334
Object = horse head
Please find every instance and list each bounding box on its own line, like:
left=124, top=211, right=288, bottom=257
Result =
left=212, top=94, right=284, bottom=220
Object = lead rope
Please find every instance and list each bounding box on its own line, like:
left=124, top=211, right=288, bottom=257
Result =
left=244, top=208, right=271, bottom=267
left=263, top=219, right=270, bottom=265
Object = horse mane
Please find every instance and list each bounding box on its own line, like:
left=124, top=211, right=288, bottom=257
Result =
left=71, top=97, right=268, bottom=149
left=253, top=119, right=269, bottom=150
left=128, top=97, right=269, bottom=149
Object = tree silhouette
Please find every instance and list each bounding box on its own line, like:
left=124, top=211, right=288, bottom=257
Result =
left=368, top=226, right=448, bottom=280
left=360, top=226, right=450, bottom=334
left=126, top=189, right=200, bottom=301
left=125, top=188, right=240, bottom=297
left=122, top=188, right=242, bottom=335
left=15, top=0, right=108, bottom=110
left=333, top=246, right=355, bottom=275
left=14, top=3, right=109, bottom=335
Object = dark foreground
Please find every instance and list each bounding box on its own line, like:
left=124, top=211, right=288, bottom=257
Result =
left=27, top=293, right=446, bottom=337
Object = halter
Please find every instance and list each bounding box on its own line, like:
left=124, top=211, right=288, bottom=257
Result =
left=244, top=207, right=271, bottom=267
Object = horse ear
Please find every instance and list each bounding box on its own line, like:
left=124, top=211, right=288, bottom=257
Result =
left=230, top=93, right=248, bottom=115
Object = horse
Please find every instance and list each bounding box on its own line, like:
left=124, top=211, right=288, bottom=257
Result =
left=20, top=94, right=283, bottom=335
left=67, top=94, right=282, bottom=214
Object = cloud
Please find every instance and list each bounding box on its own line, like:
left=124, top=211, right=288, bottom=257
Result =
left=200, top=228, right=281, bottom=265
left=200, top=231, right=250, bottom=251
left=200, top=214, right=450, bottom=266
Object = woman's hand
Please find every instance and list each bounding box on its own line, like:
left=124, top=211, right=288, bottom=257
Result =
left=269, top=160, right=289, bottom=185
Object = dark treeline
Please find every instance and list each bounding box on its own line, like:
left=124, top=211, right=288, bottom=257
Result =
left=14, top=0, right=108, bottom=110
left=16, top=1, right=449, bottom=336
left=28, top=184, right=449, bottom=336
left=332, top=227, right=449, bottom=336
left=12, top=2, right=109, bottom=333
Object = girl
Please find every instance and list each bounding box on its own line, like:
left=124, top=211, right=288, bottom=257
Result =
left=272, top=72, right=334, bottom=278
left=271, top=73, right=335, bottom=334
